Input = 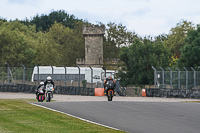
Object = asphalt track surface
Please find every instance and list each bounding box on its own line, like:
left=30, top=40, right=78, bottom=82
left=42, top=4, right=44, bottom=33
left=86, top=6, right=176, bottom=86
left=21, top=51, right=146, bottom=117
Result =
left=34, top=101, right=200, bottom=133
left=1, top=93, right=200, bottom=133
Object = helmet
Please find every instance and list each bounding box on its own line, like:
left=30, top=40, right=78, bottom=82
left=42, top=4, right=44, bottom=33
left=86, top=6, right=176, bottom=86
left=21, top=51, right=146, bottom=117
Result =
left=47, top=76, right=52, bottom=80
left=47, top=76, right=52, bottom=83
left=109, top=76, right=112, bottom=79
left=39, top=82, right=44, bottom=86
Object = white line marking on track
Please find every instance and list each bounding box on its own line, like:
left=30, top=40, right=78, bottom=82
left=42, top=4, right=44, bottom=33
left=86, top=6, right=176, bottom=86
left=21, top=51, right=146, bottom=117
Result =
left=30, top=103, right=122, bottom=131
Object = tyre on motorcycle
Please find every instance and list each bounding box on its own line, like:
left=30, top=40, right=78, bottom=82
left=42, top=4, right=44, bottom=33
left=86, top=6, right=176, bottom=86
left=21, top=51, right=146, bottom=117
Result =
left=107, top=90, right=113, bottom=101
left=37, top=94, right=44, bottom=102
left=46, top=92, right=51, bottom=102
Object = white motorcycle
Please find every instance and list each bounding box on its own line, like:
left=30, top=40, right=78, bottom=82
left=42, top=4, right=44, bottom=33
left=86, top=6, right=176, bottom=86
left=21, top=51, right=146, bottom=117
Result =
left=45, top=83, right=54, bottom=102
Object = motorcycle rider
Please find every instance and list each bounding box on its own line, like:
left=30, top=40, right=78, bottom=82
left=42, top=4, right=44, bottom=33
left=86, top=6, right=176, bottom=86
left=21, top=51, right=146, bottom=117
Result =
left=44, top=76, right=55, bottom=97
left=35, top=81, right=45, bottom=98
left=104, top=76, right=116, bottom=96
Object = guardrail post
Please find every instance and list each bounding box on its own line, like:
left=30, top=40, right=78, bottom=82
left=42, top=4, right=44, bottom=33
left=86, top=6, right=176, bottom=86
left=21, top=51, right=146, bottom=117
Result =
left=151, top=66, right=157, bottom=89
left=89, top=66, right=93, bottom=89
left=50, top=65, right=54, bottom=80
left=64, top=66, right=67, bottom=87
left=191, top=67, right=196, bottom=89
left=175, top=67, right=181, bottom=89
left=183, top=67, right=188, bottom=89
left=77, top=66, right=80, bottom=89
left=5, top=62, right=10, bottom=83
left=102, top=66, right=106, bottom=79
left=21, top=64, right=25, bottom=84
left=167, top=67, right=173, bottom=89
left=159, top=67, right=165, bottom=88
left=35, top=64, right=39, bottom=85
left=102, top=67, right=106, bottom=88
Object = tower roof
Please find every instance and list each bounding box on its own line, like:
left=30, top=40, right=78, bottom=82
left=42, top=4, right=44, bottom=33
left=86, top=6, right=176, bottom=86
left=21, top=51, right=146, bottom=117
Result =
left=83, top=24, right=105, bottom=35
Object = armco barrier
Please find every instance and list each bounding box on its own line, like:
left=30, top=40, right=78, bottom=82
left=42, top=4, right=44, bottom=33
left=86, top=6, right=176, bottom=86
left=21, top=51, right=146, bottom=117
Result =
left=53, top=86, right=94, bottom=96
left=145, top=88, right=200, bottom=99
left=0, top=83, right=36, bottom=93
left=80, top=87, right=94, bottom=96
left=54, top=86, right=77, bottom=95
left=0, top=84, right=94, bottom=96
left=54, top=86, right=94, bottom=96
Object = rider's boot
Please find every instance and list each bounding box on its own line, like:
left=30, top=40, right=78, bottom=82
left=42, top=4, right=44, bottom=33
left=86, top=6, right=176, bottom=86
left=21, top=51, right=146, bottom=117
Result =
left=104, top=90, right=108, bottom=96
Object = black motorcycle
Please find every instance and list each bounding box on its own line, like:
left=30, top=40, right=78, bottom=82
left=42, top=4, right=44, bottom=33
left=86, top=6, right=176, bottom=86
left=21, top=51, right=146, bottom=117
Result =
left=105, top=80, right=115, bottom=101
left=36, top=86, right=45, bottom=102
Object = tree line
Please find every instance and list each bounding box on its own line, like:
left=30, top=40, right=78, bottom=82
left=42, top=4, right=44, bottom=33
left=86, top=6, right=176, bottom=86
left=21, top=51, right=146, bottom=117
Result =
left=0, top=10, right=199, bottom=86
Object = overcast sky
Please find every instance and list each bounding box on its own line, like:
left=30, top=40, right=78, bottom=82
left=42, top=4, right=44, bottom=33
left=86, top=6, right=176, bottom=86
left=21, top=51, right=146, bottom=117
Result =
left=0, top=0, right=199, bottom=36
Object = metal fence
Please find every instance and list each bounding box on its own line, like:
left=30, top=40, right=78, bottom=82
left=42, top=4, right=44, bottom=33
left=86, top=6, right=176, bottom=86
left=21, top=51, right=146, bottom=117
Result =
left=150, top=66, right=200, bottom=99
left=0, top=65, right=124, bottom=96
left=0, top=66, right=103, bottom=88
left=0, top=65, right=100, bottom=95
left=152, top=66, right=200, bottom=90
left=0, top=67, right=35, bottom=85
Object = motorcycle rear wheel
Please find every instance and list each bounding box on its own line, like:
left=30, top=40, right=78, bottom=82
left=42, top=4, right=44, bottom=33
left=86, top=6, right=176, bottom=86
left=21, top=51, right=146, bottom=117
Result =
left=38, top=95, right=43, bottom=102
left=108, top=91, right=113, bottom=101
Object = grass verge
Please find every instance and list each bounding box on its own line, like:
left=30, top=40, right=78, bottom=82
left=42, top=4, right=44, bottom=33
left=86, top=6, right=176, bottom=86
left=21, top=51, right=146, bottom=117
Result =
left=0, top=99, right=126, bottom=133
left=183, top=101, right=200, bottom=103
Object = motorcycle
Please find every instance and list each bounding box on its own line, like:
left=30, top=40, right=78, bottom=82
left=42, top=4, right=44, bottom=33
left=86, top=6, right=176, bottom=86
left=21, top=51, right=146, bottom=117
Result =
left=45, top=83, right=54, bottom=102
left=106, top=80, right=115, bottom=101
left=36, top=86, right=45, bottom=102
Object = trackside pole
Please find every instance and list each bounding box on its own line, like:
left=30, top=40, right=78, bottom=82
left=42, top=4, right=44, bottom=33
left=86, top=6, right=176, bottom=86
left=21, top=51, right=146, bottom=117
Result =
left=89, top=66, right=93, bottom=89
left=151, top=66, right=157, bottom=89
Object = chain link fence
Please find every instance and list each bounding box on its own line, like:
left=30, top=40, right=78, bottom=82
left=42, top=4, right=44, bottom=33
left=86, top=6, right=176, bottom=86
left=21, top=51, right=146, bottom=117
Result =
left=0, top=67, right=36, bottom=84
left=0, top=66, right=123, bottom=96
left=149, top=66, right=200, bottom=99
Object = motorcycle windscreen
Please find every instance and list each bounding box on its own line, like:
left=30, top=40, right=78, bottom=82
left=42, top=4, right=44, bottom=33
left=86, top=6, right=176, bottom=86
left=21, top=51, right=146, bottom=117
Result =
left=106, top=80, right=114, bottom=89
left=46, top=84, right=53, bottom=91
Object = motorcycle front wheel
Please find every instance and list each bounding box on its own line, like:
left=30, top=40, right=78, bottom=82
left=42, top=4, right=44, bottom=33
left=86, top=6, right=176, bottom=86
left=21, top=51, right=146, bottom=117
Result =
left=46, top=93, right=51, bottom=102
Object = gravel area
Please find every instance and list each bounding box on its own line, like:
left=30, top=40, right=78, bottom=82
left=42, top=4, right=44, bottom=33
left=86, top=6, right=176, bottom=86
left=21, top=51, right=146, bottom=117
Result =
left=0, top=92, right=200, bottom=102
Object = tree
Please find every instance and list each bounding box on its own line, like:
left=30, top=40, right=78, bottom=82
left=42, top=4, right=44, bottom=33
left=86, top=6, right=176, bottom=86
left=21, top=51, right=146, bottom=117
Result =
left=103, top=37, right=118, bottom=58
left=177, top=25, right=200, bottom=68
left=104, top=22, right=138, bottom=61
left=59, top=21, right=85, bottom=66
left=21, top=10, right=83, bottom=32
left=0, top=20, right=37, bottom=67
left=106, top=22, right=137, bottom=47
left=0, top=17, right=7, bottom=22
left=118, top=37, right=170, bottom=87
left=164, top=20, right=195, bottom=58
left=34, top=22, right=85, bottom=66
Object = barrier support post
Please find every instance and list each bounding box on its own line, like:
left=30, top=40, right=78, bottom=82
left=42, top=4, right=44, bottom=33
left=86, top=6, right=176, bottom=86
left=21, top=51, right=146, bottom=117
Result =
left=89, top=66, right=93, bottom=89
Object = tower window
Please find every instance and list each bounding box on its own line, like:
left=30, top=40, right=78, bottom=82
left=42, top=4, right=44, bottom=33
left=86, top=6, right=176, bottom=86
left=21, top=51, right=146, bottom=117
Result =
left=86, top=45, right=90, bottom=53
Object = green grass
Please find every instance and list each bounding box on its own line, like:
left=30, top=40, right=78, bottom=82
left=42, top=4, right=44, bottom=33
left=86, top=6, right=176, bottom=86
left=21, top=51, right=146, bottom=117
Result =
left=0, top=99, right=126, bottom=133
left=183, top=101, right=200, bottom=103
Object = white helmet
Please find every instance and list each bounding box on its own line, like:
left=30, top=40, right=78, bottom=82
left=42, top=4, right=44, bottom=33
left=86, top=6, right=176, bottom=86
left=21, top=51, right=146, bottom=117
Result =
left=47, top=76, right=52, bottom=80
left=40, top=82, right=44, bottom=86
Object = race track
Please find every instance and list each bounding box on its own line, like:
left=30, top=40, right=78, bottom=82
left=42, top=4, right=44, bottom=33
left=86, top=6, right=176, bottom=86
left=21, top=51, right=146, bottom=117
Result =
left=34, top=101, right=200, bottom=133
left=1, top=92, right=200, bottom=133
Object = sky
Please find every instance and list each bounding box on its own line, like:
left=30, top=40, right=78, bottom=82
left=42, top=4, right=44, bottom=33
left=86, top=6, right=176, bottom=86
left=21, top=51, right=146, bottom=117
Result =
left=0, top=0, right=200, bottom=37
